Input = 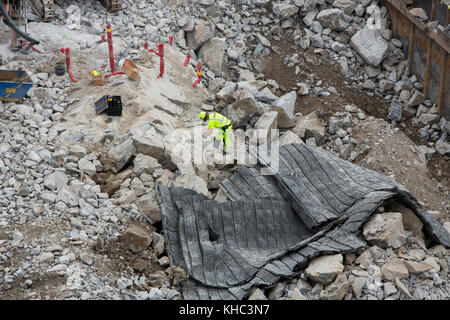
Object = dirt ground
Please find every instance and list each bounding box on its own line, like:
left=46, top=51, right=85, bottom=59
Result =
left=249, top=31, right=449, bottom=217
left=352, top=118, right=450, bottom=217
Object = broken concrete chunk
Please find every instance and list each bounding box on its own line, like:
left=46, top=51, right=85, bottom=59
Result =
left=387, top=100, right=402, bottom=122
left=316, top=9, right=350, bottom=31
left=363, top=212, right=406, bottom=249
left=136, top=191, right=162, bottom=224
left=407, top=91, right=425, bottom=107
left=44, top=171, right=68, bottom=191
left=385, top=203, right=424, bottom=239
left=350, top=28, right=389, bottom=66
left=216, top=82, right=237, bottom=103
left=403, top=260, right=432, bottom=274
left=381, top=259, right=409, bottom=281
left=278, top=131, right=305, bottom=146
left=108, top=139, right=136, bottom=174
left=332, top=0, right=357, bottom=15
left=272, top=91, right=297, bottom=118
left=172, top=173, right=211, bottom=198
left=351, top=276, right=367, bottom=299
left=272, top=2, right=299, bottom=19
left=270, top=106, right=296, bottom=129
left=120, top=225, right=152, bottom=253
left=78, top=159, right=97, bottom=175
left=133, top=154, right=162, bottom=175
left=186, top=20, right=215, bottom=50
left=131, top=126, right=165, bottom=163
left=306, top=254, right=344, bottom=285
left=254, top=111, right=278, bottom=144
left=224, top=98, right=258, bottom=129
left=320, top=273, right=350, bottom=300
left=198, top=38, right=226, bottom=73
left=293, top=112, right=325, bottom=143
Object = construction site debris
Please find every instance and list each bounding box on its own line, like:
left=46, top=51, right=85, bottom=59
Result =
left=156, top=144, right=450, bottom=300
left=0, top=70, right=33, bottom=102
left=121, top=58, right=139, bottom=81
left=94, top=95, right=123, bottom=116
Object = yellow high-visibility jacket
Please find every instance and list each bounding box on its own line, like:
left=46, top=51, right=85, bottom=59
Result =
left=207, top=112, right=231, bottom=130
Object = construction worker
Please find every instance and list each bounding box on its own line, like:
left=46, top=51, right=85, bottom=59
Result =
left=198, top=111, right=232, bottom=154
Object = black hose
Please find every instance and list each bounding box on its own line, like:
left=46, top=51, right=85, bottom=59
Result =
left=0, top=0, right=40, bottom=45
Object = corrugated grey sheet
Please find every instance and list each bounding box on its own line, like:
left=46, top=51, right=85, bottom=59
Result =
left=156, top=144, right=450, bottom=300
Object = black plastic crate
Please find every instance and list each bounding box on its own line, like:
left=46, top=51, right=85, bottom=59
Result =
left=95, top=95, right=122, bottom=116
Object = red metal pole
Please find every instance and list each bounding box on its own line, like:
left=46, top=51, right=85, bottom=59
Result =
left=60, top=48, right=77, bottom=83
left=169, top=36, right=173, bottom=46
left=193, top=62, right=202, bottom=87
left=147, top=43, right=164, bottom=78
left=106, top=25, right=115, bottom=73
left=157, top=43, right=164, bottom=79
left=184, top=53, right=191, bottom=67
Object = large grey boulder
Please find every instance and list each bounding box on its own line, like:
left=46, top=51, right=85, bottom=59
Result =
left=133, top=154, right=162, bottom=175
left=186, top=20, right=215, bottom=50
left=224, top=98, right=258, bottom=129
left=270, top=106, right=296, bottom=129
left=136, top=191, right=162, bottom=224
left=407, top=91, right=425, bottom=107
left=131, top=125, right=165, bottom=163
left=172, top=173, right=211, bottom=197
left=273, top=3, right=299, bottom=19
left=272, top=91, right=297, bottom=118
left=332, top=0, right=357, bottom=15
left=198, top=38, right=226, bottom=73
left=108, top=139, right=136, bottom=173
left=387, top=100, right=403, bottom=121
left=277, top=131, right=305, bottom=146
left=316, top=9, right=350, bottom=31
left=363, top=212, right=406, bottom=249
left=350, top=27, right=389, bottom=66
left=44, top=171, right=68, bottom=191
left=293, top=112, right=325, bottom=143
left=254, top=111, right=279, bottom=144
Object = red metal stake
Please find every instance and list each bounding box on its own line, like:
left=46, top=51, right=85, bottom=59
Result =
left=148, top=43, right=164, bottom=79
left=106, top=25, right=115, bottom=73
left=184, top=53, right=191, bottom=67
left=157, top=43, right=164, bottom=78
left=193, top=62, right=202, bottom=87
left=60, top=48, right=77, bottom=82
left=169, top=36, right=173, bottom=46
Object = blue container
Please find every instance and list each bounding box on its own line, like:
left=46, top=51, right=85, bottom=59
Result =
left=0, top=70, right=33, bottom=102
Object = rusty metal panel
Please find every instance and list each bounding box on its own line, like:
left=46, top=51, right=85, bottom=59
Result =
left=412, top=28, right=427, bottom=82
left=436, top=0, right=449, bottom=26
left=382, top=0, right=450, bottom=119
left=428, top=43, right=444, bottom=108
